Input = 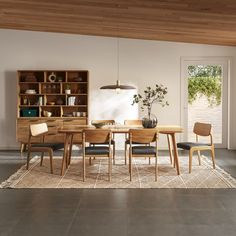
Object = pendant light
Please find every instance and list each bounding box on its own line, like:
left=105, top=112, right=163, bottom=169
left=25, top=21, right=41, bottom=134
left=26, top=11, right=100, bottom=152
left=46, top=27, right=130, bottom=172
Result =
left=100, top=37, right=136, bottom=91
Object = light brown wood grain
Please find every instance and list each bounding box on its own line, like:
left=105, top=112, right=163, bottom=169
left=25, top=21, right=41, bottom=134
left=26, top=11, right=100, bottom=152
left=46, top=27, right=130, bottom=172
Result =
left=1, top=0, right=236, bottom=45
left=16, top=70, right=89, bottom=147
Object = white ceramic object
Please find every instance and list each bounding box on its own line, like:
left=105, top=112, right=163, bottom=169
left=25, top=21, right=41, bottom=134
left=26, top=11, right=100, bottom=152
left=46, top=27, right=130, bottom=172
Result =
left=43, top=111, right=52, bottom=117
left=25, top=89, right=36, bottom=94
left=65, top=89, right=71, bottom=95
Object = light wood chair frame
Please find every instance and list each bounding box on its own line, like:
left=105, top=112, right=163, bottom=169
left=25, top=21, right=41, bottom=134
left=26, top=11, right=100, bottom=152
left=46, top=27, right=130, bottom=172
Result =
left=128, top=129, right=159, bottom=181
left=90, top=120, right=116, bottom=164
left=82, top=129, right=113, bottom=182
left=27, top=123, right=56, bottom=174
left=124, top=119, right=142, bottom=165
left=185, top=122, right=215, bottom=173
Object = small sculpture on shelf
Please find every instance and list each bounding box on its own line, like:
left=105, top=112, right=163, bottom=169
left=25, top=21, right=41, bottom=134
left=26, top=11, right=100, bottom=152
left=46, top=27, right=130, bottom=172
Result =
left=48, top=72, right=57, bottom=82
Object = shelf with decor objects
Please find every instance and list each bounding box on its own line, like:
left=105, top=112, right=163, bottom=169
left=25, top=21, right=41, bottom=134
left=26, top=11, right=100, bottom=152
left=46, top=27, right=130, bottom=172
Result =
left=17, top=70, right=89, bottom=151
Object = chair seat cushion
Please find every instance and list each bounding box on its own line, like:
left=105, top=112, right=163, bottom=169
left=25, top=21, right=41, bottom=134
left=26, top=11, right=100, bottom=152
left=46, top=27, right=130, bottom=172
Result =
left=85, top=146, right=110, bottom=155
left=132, top=146, right=156, bottom=155
left=31, top=143, right=64, bottom=151
left=90, top=139, right=115, bottom=145
left=177, top=142, right=210, bottom=150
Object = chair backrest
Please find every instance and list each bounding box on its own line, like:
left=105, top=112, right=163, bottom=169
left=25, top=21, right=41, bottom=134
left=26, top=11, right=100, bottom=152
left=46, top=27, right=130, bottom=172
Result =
left=124, top=120, right=142, bottom=125
left=193, top=122, right=212, bottom=136
left=129, top=129, right=158, bottom=144
left=91, top=120, right=115, bottom=125
left=83, top=129, right=111, bottom=144
left=30, top=123, right=48, bottom=137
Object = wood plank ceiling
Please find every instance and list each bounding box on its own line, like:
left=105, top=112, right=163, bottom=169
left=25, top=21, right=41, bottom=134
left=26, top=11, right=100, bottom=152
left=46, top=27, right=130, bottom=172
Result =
left=0, top=0, right=236, bottom=46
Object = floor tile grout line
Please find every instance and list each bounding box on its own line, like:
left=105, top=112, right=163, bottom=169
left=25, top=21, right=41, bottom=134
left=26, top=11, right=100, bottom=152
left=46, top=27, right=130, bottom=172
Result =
left=64, top=193, right=83, bottom=236
left=94, top=160, right=102, bottom=188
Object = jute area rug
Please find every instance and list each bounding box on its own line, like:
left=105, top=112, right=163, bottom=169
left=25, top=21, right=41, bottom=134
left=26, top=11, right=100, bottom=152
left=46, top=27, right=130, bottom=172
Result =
left=1, top=155, right=236, bottom=188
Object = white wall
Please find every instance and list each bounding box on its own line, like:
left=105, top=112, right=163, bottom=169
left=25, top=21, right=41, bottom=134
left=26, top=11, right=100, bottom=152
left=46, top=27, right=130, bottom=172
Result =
left=0, top=29, right=235, bottom=149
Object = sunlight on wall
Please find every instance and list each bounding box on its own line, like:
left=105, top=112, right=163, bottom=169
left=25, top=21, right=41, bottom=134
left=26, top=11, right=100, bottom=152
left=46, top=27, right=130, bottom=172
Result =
left=90, top=89, right=138, bottom=123
left=90, top=88, right=138, bottom=149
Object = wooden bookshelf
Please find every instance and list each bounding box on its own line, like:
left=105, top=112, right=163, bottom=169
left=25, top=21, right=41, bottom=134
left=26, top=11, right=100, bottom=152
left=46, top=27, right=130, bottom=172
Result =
left=16, top=70, right=89, bottom=149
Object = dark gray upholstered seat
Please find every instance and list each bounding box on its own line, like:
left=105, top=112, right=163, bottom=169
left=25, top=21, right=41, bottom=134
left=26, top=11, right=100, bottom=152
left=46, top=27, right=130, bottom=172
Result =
left=132, top=146, right=156, bottom=155
left=85, top=146, right=110, bottom=155
left=31, top=143, right=64, bottom=151
left=177, top=142, right=210, bottom=150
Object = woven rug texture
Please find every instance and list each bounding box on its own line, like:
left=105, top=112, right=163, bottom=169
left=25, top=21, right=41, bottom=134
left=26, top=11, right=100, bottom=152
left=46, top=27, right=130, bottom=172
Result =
left=1, top=155, right=236, bottom=188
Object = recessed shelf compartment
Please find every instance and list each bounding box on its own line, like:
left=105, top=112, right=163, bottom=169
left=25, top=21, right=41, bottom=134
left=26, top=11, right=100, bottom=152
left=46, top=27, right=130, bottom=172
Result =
left=17, top=70, right=89, bottom=144
left=17, top=70, right=89, bottom=118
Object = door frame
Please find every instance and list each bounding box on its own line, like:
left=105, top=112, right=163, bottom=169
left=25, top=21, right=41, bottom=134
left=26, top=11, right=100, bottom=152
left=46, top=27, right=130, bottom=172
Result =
left=180, top=56, right=231, bottom=148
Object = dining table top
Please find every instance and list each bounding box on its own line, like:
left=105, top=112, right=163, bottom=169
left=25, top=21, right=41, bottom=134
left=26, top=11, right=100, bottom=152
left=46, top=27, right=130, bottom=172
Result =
left=58, top=124, right=183, bottom=134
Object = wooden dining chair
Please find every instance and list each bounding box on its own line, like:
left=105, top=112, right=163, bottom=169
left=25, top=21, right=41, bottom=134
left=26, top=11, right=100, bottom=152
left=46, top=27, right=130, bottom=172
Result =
left=82, top=129, right=112, bottom=181
left=128, top=129, right=159, bottom=181
left=90, top=120, right=116, bottom=163
left=124, top=120, right=142, bottom=165
left=177, top=122, right=216, bottom=173
left=27, top=123, right=64, bottom=174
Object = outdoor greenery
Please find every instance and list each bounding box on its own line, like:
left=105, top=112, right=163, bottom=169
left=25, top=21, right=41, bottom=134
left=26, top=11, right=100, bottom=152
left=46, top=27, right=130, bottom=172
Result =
left=188, top=65, right=222, bottom=106
left=132, top=84, right=169, bottom=119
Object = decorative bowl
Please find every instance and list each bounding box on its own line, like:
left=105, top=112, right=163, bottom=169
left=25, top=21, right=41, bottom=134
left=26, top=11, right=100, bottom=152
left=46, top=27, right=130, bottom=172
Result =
left=92, top=122, right=106, bottom=129
left=25, top=89, right=36, bottom=94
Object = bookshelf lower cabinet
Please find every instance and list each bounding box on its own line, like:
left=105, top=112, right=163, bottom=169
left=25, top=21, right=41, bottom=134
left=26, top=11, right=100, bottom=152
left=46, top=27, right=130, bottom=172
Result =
left=16, top=118, right=87, bottom=150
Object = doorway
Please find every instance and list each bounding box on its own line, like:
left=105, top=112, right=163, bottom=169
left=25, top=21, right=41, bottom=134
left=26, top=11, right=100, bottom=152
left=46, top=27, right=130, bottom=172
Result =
left=181, top=58, right=229, bottom=148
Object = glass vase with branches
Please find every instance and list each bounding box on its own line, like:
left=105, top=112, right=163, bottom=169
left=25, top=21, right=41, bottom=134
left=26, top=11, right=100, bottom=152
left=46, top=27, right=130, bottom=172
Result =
left=132, top=84, right=169, bottom=126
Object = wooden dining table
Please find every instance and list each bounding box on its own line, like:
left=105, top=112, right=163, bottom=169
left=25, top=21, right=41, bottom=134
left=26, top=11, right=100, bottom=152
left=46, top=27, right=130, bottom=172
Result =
left=58, top=125, right=183, bottom=176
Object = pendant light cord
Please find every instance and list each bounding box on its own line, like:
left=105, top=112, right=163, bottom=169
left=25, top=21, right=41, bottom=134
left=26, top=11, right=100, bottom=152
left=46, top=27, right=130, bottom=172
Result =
left=117, top=37, right=119, bottom=84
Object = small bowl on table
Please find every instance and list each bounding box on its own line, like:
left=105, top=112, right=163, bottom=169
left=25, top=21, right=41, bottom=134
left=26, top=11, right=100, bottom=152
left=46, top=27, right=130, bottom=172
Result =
left=91, top=122, right=106, bottom=129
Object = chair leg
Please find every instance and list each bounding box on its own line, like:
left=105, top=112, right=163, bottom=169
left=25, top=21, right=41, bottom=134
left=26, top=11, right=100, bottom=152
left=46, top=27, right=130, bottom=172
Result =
left=20, top=143, right=25, bottom=154
left=155, top=155, right=158, bottom=182
left=129, top=150, right=132, bottom=181
left=49, top=150, right=53, bottom=174
left=125, top=143, right=127, bottom=165
left=108, top=155, right=112, bottom=181
left=92, top=144, right=95, bottom=160
left=27, top=150, right=31, bottom=170
left=113, top=143, right=116, bottom=165
left=83, top=156, right=86, bottom=182
left=40, top=152, right=44, bottom=166
left=197, top=150, right=201, bottom=166
left=89, top=157, right=92, bottom=165
left=189, top=149, right=193, bottom=173
left=211, top=147, right=216, bottom=169
left=148, top=144, right=151, bottom=165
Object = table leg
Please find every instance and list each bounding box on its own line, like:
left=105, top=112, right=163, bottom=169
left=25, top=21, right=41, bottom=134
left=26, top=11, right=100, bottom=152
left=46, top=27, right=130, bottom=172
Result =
left=61, top=133, right=70, bottom=176
left=167, top=134, right=173, bottom=165
left=170, top=133, right=180, bottom=175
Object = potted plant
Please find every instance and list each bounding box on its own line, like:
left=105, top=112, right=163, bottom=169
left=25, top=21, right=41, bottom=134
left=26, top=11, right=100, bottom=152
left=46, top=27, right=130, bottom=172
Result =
left=132, top=84, right=169, bottom=128
left=65, top=84, right=71, bottom=94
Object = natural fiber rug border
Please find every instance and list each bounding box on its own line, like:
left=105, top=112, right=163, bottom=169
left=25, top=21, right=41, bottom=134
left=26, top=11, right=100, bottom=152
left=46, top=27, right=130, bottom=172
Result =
left=1, top=155, right=236, bottom=189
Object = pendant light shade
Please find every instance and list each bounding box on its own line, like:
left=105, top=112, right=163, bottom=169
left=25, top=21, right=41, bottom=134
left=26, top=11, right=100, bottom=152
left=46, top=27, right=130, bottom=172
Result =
left=100, top=80, right=135, bottom=90
left=100, top=37, right=136, bottom=91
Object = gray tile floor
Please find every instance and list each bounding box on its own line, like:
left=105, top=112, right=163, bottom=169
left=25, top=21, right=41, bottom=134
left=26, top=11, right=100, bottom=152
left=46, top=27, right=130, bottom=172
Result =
left=0, top=149, right=235, bottom=236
